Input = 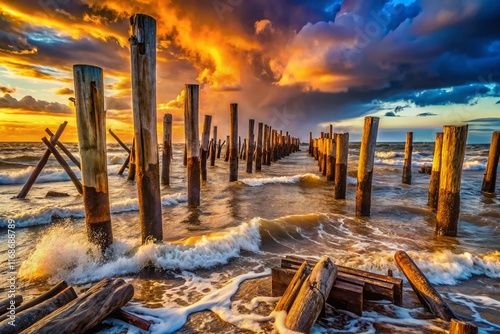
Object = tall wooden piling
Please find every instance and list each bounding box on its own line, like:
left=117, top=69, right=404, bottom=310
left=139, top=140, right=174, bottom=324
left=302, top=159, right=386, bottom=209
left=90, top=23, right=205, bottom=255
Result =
left=210, top=126, right=217, bottom=167
left=161, top=114, right=172, bottom=186
left=256, top=122, right=263, bottom=172
left=130, top=14, right=163, bottom=242
left=127, top=139, right=136, bottom=181
left=335, top=133, right=349, bottom=199
left=436, top=125, right=468, bottom=236
left=402, top=132, right=413, bottom=185
left=201, top=115, right=212, bottom=182
left=184, top=84, right=201, bottom=206
left=16, top=122, right=67, bottom=198
left=326, top=137, right=336, bottom=181
left=481, top=131, right=500, bottom=193
left=322, top=138, right=327, bottom=176
left=356, top=116, right=380, bottom=217
left=73, top=65, right=112, bottom=250
left=217, top=139, right=223, bottom=159
left=229, top=104, right=238, bottom=182
left=224, top=135, right=230, bottom=162
left=246, top=119, right=255, bottom=173
left=428, top=132, right=443, bottom=210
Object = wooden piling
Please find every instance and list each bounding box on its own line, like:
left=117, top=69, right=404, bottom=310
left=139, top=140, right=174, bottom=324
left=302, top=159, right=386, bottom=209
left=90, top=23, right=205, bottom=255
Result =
left=185, top=84, right=201, bottom=206
left=322, top=137, right=327, bottom=176
left=481, top=131, right=500, bottom=193
left=211, top=126, right=217, bottom=167
left=428, top=132, right=443, bottom=210
left=326, top=137, right=336, bottom=181
left=255, top=122, right=263, bottom=172
left=130, top=14, right=163, bottom=242
left=161, top=114, right=172, bottom=186
left=450, top=319, right=478, bottom=334
left=183, top=143, right=187, bottom=166
left=16, top=122, right=67, bottom=198
left=356, top=116, right=380, bottom=217
left=335, top=133, right=349, bottom=199
left=127, top=138, right=136, bottom=181
left=42, top=137, right=83, bottom=195
left=436, top=125, right=468, bottom=236
left=45, top=129, right=80, bottom=169
left=402, top=132, right=413, bottom=185
left=246, top=119, right=255, bottom=173
left=229, top=104, right=238, bottom=182
left=201, top=115, right=212, bottom=182
left=224, top=135, right=230, bottom=162
left=217, top=139, right=223, bottom=159
left=73, top=64, right=112, bottom=250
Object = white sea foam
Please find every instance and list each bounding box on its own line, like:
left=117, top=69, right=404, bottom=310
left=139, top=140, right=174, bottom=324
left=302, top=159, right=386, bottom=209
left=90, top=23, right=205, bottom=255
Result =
left=0, top=167, right=81, bottom=185
left=0, top=193, right=188, bottom=228
left=375, top=151, right=402, bottom=159
left=18, top=218, right=262, bottom=284
left=240, top=173, right=321, bottom=186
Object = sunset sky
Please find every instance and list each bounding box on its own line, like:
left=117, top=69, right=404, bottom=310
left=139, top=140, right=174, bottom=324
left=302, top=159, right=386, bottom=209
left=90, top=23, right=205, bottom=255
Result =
left=0, top=0, right=499, bottom=143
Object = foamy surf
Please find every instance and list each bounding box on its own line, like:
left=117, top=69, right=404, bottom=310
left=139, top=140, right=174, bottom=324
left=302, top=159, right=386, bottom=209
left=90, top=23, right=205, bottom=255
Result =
left=239, top=173, right=321, bottom=186
left=0, top=193, right=188, bottom=228
left=18, top=218, right=262, bottom=284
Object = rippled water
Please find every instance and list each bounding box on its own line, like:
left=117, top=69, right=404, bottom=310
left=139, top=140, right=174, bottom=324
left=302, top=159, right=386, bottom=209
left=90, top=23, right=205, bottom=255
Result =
left=0, top=142, right=499, bottom=333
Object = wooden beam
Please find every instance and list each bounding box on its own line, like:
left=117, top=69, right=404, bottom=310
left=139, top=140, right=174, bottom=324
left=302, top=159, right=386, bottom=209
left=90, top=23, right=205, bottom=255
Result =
left=402, top=132, right=413, bottom=185
left=161, top=114, right=172, bottom=186
left=108, top=129, right=130, bottom=154
left=428, top=132, right=443, bottom=210
left=246, top=119, right=255, bottom=173
left=356, top=116, right=379, bottom=216
left=184, top=84, right=201, bottom=206
left=45, top=128, right=81, bottom=169
left=229, top=104, right=238, bottom=182
left=201, top=115, right=212, bottom=182
left=481, top=131, right=500, bottom=193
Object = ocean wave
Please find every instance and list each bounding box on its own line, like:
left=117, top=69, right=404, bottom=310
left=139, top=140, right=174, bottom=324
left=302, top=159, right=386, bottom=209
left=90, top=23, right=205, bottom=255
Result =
left=239, top=173, right=321, bottom=186
left=463, top=160, right=487, bottom=171
left=375, top=151, right=402, bottom=159
left=0, top=167, right=81, bottom=185
left=18, top=218, right=262, bottom=284
left=0, top=193, right=188, bottom=228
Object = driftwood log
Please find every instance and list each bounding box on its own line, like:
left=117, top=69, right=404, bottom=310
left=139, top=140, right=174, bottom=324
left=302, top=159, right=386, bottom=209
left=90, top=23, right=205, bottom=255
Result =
left=111, top=309, right=153, bottom=331
left=285, top=256, right=338, bottom=333
left=0, top=295, right=22, bottom=316
left=449, top=319, right=478, bottom=334
left=22, top=278, right=134, bottom=334
left=0, top=287, right=77, bottom=334
left=274, top=261, right=310, bottom=312
left=394, top=250, right=456, bottom=321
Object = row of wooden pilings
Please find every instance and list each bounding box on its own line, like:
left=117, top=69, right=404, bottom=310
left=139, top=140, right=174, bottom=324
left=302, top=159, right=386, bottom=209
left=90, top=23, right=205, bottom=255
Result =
left=32, top=14, right=299, bottom=252
left=309, top=118, right=499, bottom=237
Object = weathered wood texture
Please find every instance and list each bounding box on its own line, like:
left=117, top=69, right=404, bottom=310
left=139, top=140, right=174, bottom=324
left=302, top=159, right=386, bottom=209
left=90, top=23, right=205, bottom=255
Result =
left=42, top=138, right=83, bottom=195
left=394, top=250, right=456, bottom=321
left=0, top=287, right=77, bottom=334
left=23, top=278, right=133, bottom=334
left=356, top=116, right=379, bottom=216
left=201, top=115, right=212, bottom=182
left=45, top=129, right=80, bottom=169
left=326, top=137, right=336, bottom=181
left=481, top=131, right=500, bottom=193
left=449, top=319, right=478, bottom=334
left=161, top=114, right=172, bottom=186
left=110, top=310, right=153, bottom=331
left=130, top=14, right=162, bottom=243
left=255, top=122, right=263, bottom=172
left=402, top=131, right=413, bottom=185
left=184, top=84, right=201, bottom=207
left=73, top=64, right=112, bottom=250
left=229, top=104, right=238, bottom=182
left=0, top=295, right=22, bottom=316
left=16, top=122, right=67, bottom=198
left=127, top=138, right=136, bottom=181
left=428, top=132, right=443, bottom=210
left=282, top=255, right=402, bottom=303
left=224, top=135, right=230, bottom=162
left=274, top=261, right=310, bottom=312
left=335, top=133, right=349, bottom=200
left=246, top=119, right=255, bottom=173
left=436, top=125, right=468, bottom=236
left=285, top=257, right=338, bottom=333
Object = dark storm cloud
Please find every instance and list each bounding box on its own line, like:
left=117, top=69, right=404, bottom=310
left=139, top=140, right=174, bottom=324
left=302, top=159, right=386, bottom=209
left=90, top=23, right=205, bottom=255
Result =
left=0, top=94, right=72, bottom=114
left=385, top=111, right=398, bottom=117
left=496, top=100, right=500, bottom=104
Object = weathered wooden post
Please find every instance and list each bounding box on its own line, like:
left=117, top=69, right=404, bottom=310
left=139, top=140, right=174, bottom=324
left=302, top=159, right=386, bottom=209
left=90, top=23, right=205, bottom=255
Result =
left=217, top=139, right=223, bottom=159
left=313, top=138, right=318, bottom=160
left=127, top=138, right=136, bottom=181
left=224, top=135, right=230, bottom=162
left=402, top=132, right=413, bottom=185
left=184, top=84, right=201, bottom=206
left=436, top=125, right=468, bottom=236
left=201, top=115, right=212, bottom=182
left=356, top=116, right=379, bottom=217
left=322, top=138, right=327, bottom=176
left=130, top=14, right=163, bottom=242
left=256, top=122, right=263, bottom=172
left=161, top=114, right=172, bottom=186
left=241, top=138, right=247, bottom=160
left=335, top=133, right=349, bottom=199
left=229, top=104, right=238, bottom=182
left=246, top=119, right=255, bottom=173
left=326, top=137, right=336, bottom=181
left=309, top=132, right=313, bottom=156
left=263, top=125, right=269, bottom=165
left=210, top=126, right=217, bottom=167
left=73, top=64, right=112, bottom=250
left=481, top=131, right=500, bottom=193
left=16, top=122, right=67, bottom=198
left=183, top=143, right=187, bottom=166
left=428, top=132, right=443, bottom=210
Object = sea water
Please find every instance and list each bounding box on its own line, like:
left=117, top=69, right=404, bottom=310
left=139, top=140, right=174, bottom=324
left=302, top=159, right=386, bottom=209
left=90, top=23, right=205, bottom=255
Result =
left=0, top=142, right=499, bottom=333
